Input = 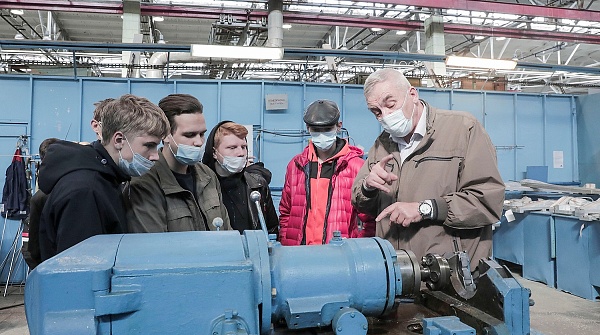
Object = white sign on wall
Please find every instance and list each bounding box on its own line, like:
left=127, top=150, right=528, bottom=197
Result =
left=265, top=94, right=288, bottom=110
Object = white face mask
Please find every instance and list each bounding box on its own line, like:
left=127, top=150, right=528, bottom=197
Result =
left=379, top=89, right=415, bottom=138
left=217, top=152, right=247, bottom=174
left=310, top=130, right=337, bottom=151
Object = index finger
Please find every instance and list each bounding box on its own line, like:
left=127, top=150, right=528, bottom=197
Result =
left=377, top=154, right=395, bottom=168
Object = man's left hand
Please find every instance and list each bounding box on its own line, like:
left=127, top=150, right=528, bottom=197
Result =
left=376, top=202, right=421, bottom=227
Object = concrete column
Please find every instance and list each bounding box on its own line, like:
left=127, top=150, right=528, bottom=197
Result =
left=424, top=15, right=446, bottom=87
left=122, top=0, right=141, bottom=78
left=266, top=0, right=283, bottom=48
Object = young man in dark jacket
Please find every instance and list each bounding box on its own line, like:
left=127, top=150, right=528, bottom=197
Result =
left=22, top=137, right=58, bottom=269
left=37, top=94, right=169, bottom=261
left=125, top=94, right=231, bottom=232
left=202, top=121, right=279, bottom=235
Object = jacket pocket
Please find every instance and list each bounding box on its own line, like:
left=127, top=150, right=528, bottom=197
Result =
left=166, top=206, right=194, bottom=231
left=411, top=154, right=464, bottom=195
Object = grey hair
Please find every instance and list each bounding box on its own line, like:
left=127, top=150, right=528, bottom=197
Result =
left=363, top=68, right=411, bottom=97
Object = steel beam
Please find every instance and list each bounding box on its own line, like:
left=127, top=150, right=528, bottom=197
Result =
left=0, top=0, right=121, bottom=14
left=141, top=5, right=600, bottom=45
left=1, top=1, right=599, bottom=45
left=358, top=0, right=600, bottom=22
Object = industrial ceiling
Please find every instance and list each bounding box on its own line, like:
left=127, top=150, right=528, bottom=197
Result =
left=0, top=0, right=599, bottom=94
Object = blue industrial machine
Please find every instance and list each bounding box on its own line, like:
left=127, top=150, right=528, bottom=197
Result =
left=24, top=229, right=533, bottom=335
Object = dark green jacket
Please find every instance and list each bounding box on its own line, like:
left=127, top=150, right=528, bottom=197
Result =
left=124, top=152, right=231, bottom=232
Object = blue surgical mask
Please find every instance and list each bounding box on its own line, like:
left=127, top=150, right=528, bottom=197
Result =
left=310, top=130, right=337, bottom=151
left=118, top=137, right=154, bottom=177
left=168, top=135, right=204, bottom=165
left=379, top=89, right=415, bottom=139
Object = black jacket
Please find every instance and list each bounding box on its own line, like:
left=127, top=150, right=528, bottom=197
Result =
left=24, top=190, right=47, bottom=269
left=202, top=121, right=279, bottom=235
left=38, top=140, right=130, bottom=261
left=1, top=148, right=29, bottom=219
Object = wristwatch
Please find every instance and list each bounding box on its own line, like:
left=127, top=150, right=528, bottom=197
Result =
left=418, top=200, right=434, bottom=220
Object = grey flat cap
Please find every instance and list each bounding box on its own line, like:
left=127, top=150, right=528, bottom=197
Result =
left=303, top=100, right=340, bottom=127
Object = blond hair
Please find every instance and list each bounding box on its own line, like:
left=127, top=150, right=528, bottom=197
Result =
left=100, top=94, right=169, bottom=145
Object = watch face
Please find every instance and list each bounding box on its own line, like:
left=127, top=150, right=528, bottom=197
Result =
left=419, top=203, right=432, bottom=215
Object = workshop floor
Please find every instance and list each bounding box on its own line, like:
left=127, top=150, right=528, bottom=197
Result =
left=1, top=275, right=599, bottom=335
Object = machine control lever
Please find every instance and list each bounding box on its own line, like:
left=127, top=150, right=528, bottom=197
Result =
left=250, top=191, right=269, bottom=238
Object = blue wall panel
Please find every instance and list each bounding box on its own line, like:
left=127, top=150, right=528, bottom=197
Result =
left=262, top=83, right=305, bottom=187
left=130, top=80, right=174, bottom=105
left=485, top=93, right=517, bottom=182
left=81, top=79, right=130, bottom=142
left=220, top=82, right=263, bottom=125
left=577, top=93, right=600, bottom=187
left=0, top=75, right=582, bottom=277
left=418, top=89, right=450, bottom=110
left=516, top=95, right=545, bottom=181
left=31, top=79, right=81, bottom=146
left=341, top=86, right=381, bottom=155
left=451, top=91, right=484, bottom=123
left=544, top=96, right=576, bottom=182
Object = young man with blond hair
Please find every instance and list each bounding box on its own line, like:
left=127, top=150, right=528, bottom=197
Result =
left=38, top=94, right=169, bottom=261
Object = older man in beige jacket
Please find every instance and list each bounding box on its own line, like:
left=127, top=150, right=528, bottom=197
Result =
left=352, top=68, right=504, bottom=268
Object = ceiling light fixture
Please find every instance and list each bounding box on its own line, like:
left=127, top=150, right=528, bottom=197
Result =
left=191, top=44, right=284, bottom=60
left=396, top=30, right=406, bottom=35
left=474, top=35, right=485, bottom=40
left=370, top=27, right=383, bottom=32
left=153, top=16, right=164, bottom=22
left=496, top=36, right=506, bottom=41
left=10, top=9, right=24, bottom=15
left=446, top=55, right=517, bottom=70
left=282, top=24, right=292, bottom=29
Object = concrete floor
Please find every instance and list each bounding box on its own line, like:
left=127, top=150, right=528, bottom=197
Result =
left=1, top=276, right=599, bottom=335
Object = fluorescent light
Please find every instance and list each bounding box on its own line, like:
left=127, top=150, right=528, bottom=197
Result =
left=446, top=56, right=517, bottom=70
left=191, top=44, right=284, bottom=60
left=282, top=24, right=292, bottom=29
left=10, top=9, right=24, bottom=15
left=153, top=16, right=164, bottom=22
left=496, top=36, right=506, bottom=41
left=396, top=30, right=406, bottom=35
left=474, top=35, right=485, bottom=40
left=371, top=27, right=383, bottom=32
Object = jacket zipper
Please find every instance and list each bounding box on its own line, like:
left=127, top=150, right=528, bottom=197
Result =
left=300, top=161, right=311, bottom=245
left=414, top=156, right=460, bottom=168
left=321, top=160, right=340, bottom=244
left=184, top=189, right=209, bottom=231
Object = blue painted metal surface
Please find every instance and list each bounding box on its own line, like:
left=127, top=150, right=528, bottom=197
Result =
left=25, top=231, right=403, bottom=335
left=522, top=213, right=555, bottom=287
left=492, top=213, right=525, bottom=265
left=422, top=316, right=475, bottom=335
left=554, top=216, right=600, bottom=300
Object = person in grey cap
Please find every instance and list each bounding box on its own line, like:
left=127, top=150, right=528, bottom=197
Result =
left=279, top=99, right=375, bottom=245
